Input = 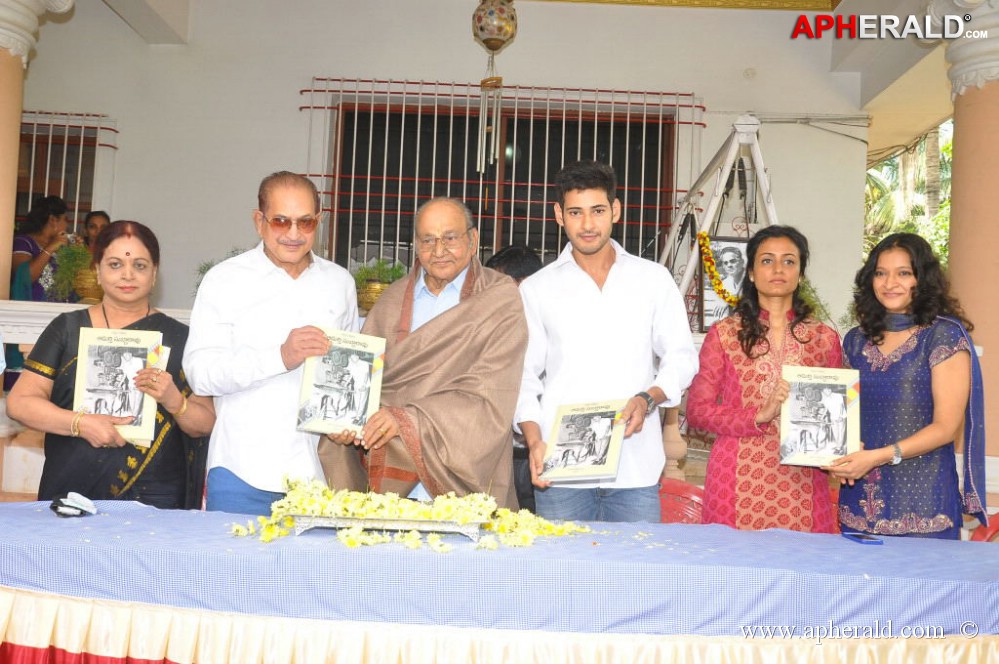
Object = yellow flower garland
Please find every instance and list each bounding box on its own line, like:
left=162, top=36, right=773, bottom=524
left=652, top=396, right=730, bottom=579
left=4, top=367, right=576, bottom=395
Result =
left=230, top=478, right=590, bottom=550
left=696, top=231, right=741, bottom=307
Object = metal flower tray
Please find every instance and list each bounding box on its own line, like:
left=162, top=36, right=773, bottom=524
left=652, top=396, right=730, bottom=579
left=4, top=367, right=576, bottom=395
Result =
left=291, top=514, right=486, bottom=542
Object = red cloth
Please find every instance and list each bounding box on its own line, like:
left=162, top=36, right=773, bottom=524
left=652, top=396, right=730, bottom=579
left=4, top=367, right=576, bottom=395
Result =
left=687, top=314, right=842, bottom=533
left=0, top=643, right=178, bottom=664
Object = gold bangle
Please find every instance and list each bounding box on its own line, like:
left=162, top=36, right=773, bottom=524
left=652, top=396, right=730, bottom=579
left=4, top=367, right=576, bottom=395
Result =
left=70, top=409, right=86, bottom=437
left=170, top=394, right=189, bottom=418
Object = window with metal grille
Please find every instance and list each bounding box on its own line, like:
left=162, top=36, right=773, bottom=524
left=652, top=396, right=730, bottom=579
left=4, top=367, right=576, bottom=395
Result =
left=16, top=112, right=118, bottom=233
left=302, top=80, right=703, bottom=271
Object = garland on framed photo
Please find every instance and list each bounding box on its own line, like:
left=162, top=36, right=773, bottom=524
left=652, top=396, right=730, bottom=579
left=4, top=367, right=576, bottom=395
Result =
left=697, top=231, right=741, bottom=307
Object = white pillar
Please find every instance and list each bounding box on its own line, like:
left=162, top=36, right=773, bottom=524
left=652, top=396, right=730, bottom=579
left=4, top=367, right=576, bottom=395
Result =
left=0, top=0, right=74, bottom=299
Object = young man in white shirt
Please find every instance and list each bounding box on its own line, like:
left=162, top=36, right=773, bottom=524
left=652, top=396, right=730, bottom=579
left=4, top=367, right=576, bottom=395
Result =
left=184, top=171, right=358, bottom=515
left=515, top=161, right=697, bottom=522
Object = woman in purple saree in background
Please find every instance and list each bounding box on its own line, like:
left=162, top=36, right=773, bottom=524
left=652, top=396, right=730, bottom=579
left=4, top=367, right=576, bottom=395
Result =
left=827, top=233, right=987, bottom=539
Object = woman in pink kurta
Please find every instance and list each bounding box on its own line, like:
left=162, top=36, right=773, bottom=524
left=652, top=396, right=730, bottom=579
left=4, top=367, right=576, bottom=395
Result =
left=687, top=226, right=841, bottom=533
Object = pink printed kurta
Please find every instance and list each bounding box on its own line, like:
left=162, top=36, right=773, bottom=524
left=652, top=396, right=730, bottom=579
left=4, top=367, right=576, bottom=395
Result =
left=687, top=313, right=842, bottom=533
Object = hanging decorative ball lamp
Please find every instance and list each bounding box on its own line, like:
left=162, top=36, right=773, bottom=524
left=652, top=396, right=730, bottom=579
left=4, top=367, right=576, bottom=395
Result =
left=472, top=0, right=518, bottom=53
left=472, top=1, right=517, bottom=172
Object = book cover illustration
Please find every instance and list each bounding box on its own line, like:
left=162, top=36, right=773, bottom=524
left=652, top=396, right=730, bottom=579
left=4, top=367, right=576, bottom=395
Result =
left=540, top=399, right=628, bottom=482
left=73, top=327, right=164, bottom=446
left=779, top=365, right=861, bottom=467
left=297, top=329, right=387, bottom=435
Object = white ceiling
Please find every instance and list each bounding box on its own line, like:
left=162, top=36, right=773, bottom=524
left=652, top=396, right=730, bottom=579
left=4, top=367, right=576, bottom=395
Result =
left=101, top=0, right=188, bottom=44
left=99, top=0, right=950, bottom=165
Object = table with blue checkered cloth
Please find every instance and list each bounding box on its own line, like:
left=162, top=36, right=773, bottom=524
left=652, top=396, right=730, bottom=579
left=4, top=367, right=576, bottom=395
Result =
left=1, top=501, right=997, bottom=636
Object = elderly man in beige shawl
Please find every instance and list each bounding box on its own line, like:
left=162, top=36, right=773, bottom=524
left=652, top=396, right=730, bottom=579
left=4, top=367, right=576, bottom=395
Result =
left=322, top=198, right=528, bottom=509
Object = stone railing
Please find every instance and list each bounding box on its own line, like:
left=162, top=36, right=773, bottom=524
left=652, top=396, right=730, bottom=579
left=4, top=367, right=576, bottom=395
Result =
left=0, top=300, right=191, bottom=344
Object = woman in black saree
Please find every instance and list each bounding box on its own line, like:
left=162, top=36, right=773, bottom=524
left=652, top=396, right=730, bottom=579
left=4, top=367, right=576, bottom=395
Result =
left=8, top=221, right=215, bottom=509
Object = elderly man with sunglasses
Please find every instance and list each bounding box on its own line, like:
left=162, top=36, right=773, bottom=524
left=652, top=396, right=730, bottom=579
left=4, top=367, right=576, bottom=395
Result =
left=184, top=171, right=358, bottom=515
left=322, top=197, right=528, bottom=509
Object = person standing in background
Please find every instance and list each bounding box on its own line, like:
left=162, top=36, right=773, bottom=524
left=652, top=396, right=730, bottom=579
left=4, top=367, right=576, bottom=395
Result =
left=486, top=244, right=543, bottom=512
left=80, top=211, right=110, bottom=251
left=11, top=195, right=70, bottom=302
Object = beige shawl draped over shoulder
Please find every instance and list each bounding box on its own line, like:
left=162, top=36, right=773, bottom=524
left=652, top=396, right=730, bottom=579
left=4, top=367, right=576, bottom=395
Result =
left=322, top=258, right=527, bottom=509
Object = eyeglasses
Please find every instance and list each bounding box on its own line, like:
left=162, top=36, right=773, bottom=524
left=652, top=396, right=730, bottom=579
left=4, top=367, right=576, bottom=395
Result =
left=417, top=230, right=470, bottom=252
left=263, top=215, right=319, bottom=233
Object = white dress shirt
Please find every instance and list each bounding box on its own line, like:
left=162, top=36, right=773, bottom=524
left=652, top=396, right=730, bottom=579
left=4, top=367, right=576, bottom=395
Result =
left=515, top=240, right=698, bottom=489
left=183, top=243, right=358, bottom=492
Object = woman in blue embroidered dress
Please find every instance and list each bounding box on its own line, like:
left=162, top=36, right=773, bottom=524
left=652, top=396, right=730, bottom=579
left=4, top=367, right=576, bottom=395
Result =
left=826, top=233, right=987, bottom=539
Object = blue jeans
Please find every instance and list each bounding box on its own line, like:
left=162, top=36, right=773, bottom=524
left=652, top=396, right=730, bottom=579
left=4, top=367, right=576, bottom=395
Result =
left=408, top=483, right=432, bottom=501
left=206, top=467, right=285, bottom=516
left=534, top=484, right=661, bottom=523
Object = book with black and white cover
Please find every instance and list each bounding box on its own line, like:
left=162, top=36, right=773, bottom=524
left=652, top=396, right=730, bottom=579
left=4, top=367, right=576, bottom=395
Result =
left=779, top=365, right=861, bottom=467
left=73, top=327, right=164, bottom=446
left=539, top=399, right=628, bottom=482
left=296, top=328, right=386, bottom=435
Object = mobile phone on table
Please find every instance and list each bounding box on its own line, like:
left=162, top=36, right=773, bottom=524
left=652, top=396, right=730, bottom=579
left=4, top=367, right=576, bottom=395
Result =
left=841, top=531, right=883, bottom=545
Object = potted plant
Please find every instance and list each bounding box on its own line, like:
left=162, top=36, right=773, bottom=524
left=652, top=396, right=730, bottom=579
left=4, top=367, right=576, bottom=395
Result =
left=353, top=259, right=406, bottom=311
left=51, top=242, right=102, bottom=303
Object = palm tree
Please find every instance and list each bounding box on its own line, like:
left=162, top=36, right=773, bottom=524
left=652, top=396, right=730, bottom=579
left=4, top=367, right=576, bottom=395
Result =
left=864, top=120, right=952, bottom=263
left=864, top=169, right=895, bottom=252
left=925, top=127, right=941, bottom=219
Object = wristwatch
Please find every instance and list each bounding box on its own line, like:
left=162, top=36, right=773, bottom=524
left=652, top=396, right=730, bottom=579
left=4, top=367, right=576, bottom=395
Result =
left=890, top=443, right=902, bottom=466
left=636, top=391, right=657, bottom=414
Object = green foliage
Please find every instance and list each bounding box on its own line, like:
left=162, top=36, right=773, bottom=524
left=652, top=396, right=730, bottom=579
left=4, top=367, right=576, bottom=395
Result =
left=864, top=120, right=952, bottom=267
left=194, top=247, right=245, bottom=295
left=51, top=242, right=93, bottom=301
left=353, top=259, right=406, bottom=289
left=926, top=200, right=951, bottom=266
left=798, top=276, right=838, bottom=333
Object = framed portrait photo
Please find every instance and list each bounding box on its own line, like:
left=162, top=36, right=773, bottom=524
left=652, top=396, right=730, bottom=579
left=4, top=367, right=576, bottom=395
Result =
left=700, top=237, right=748, bottom=332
